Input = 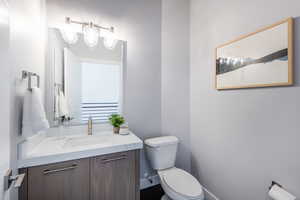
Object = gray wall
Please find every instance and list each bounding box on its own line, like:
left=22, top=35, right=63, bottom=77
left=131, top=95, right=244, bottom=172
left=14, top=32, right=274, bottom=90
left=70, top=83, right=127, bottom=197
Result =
left=46, top=0, right=162, bottom=179
left=161, top=0, right=191, bottom=172
left=9, top=0, right=46, bottom=199
left=190, top=0, right=300, bottom=199
left=0, top=1, right=10, bottom=199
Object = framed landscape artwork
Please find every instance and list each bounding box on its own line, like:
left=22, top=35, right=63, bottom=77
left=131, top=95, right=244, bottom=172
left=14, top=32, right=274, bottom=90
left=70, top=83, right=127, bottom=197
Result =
left=215, top=18, right=293, bottom=90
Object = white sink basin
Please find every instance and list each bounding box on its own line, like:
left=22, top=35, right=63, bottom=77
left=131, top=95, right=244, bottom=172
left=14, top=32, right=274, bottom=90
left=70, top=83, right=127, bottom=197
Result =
left=63, top=135, right=111, bottom=148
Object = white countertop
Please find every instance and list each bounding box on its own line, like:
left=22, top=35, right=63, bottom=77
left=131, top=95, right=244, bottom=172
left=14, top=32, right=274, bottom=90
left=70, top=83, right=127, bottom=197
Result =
left=18, top=128, right=143, bottom=168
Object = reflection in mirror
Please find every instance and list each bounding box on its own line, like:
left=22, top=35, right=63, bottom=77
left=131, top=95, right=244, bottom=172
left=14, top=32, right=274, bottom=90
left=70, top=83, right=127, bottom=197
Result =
left=46, top=28, right=125, bottom=126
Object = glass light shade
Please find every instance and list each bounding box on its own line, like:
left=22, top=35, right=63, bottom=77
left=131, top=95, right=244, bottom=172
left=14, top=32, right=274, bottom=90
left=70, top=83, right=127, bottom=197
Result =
left=83, top=25, right=99, bottom=48
left=101, top=29, right=118, bottom=50
left=103, top=37, right=118, bottom=50
left=60, top=24, right=78, bottom=44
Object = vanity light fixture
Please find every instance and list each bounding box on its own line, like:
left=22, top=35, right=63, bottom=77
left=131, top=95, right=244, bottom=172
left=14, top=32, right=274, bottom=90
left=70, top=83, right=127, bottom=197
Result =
left=61, top=17, right=117, bottom=49
left=83, top=22, right=99, bottom=48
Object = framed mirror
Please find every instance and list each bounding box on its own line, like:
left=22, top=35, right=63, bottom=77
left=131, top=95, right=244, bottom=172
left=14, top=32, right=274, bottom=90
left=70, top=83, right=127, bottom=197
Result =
left=45, top=28, right=126, bottom=126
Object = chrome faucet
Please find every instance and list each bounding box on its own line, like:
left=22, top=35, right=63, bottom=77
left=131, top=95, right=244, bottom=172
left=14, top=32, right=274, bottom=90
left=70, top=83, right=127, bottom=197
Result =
left=87, top=117, right=93, bottom=135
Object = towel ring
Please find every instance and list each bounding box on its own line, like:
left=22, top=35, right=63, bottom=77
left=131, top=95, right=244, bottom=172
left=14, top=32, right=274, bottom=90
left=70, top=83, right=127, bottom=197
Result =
left=22, top=70, right=40, bottom=91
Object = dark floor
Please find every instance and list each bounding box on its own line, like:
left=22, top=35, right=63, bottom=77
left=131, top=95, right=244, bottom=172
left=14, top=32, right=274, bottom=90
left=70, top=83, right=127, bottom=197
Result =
left=141, top=185, right=165, bottom=200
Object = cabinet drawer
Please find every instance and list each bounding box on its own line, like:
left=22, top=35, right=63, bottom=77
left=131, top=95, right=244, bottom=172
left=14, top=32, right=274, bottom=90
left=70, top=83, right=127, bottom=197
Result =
left=27, top=158, right=89, bottom=200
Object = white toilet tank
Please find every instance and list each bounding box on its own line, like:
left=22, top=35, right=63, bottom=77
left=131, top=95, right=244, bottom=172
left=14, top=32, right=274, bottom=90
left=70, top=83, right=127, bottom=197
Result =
left=144, top=136, right=179, bottom=170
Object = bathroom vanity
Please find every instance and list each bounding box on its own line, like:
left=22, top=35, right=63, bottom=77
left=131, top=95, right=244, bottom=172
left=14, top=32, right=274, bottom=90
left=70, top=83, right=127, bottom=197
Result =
left=18, top=128, right=143, bottom=200
left=17, top=24, right=142, bottom=200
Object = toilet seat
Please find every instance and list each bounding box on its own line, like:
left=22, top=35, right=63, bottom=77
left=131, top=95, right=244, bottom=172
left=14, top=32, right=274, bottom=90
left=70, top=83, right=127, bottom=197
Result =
left=159, top=168, right=204, bottom=200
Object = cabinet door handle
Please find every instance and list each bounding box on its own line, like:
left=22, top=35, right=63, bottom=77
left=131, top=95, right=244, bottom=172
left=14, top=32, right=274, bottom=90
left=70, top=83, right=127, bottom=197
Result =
left=101, top=155, right=127, bottom=163
left=43, top=164, right=77, bottom=175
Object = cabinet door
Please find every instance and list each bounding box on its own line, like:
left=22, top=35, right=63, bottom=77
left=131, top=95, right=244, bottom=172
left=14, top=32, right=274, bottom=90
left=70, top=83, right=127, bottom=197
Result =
left=27, top=158, right=89, bottom=200
left=91, top=150, right=139, bottom=200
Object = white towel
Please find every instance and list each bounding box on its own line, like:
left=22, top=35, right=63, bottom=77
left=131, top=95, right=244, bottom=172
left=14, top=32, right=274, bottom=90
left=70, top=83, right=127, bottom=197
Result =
left=54, top=91, right=60, bottom=119
left=22, top=87, right=49, bottom=137
left=58, top=90, right=69, bottom=118
left=54, top=86, right=70, bottom=120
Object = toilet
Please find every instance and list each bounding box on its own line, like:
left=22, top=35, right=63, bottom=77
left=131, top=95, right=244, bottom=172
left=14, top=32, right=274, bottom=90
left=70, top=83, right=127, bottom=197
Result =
left=144, top=136, right=204, bottom=200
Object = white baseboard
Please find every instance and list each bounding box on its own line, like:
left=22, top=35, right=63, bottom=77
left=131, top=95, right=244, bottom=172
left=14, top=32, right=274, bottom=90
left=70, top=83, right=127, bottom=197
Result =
left=140, top=175, right=160, bottom=190
left=202, top=186, right=220, bottom=200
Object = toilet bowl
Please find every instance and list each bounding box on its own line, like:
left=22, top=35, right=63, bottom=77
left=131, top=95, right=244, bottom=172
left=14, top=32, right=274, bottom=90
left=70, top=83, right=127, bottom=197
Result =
left=144, top=136, right=204, bottom=200
left=158, top=167, right=204, bottom=200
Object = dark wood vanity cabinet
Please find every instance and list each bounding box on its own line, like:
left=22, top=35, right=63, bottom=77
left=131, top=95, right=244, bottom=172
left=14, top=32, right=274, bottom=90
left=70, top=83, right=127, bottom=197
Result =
left=26, top=158, right=90, bottom=200
left=19, top=150, right=140, bottom=200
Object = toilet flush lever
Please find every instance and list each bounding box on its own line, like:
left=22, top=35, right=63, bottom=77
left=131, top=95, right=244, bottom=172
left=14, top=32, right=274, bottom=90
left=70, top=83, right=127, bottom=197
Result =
left=4, top=169, right=26, bottom=190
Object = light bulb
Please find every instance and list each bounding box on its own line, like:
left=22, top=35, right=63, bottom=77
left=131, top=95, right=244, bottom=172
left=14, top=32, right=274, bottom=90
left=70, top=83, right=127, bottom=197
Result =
left=101, top=28, right=118, bottom=50
left=60, top=23, right=78, bottom=44
left=83, top=23, right=99, bottom=48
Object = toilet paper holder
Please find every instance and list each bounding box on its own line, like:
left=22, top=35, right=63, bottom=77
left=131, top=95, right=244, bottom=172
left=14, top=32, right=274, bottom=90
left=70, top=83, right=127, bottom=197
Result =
left=269, top=181, right=283, bottom=190
left=268, top=181, right=296, bottom=200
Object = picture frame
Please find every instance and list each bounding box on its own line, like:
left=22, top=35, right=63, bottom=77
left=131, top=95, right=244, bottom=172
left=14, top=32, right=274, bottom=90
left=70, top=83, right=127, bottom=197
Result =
left=215, top=18, right=293, bottom=90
